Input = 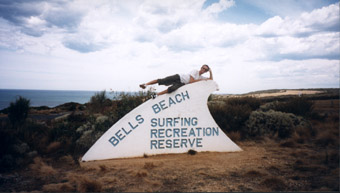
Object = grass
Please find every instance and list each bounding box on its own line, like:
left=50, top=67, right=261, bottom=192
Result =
left=227, top=131, right=241, bottom=141
left=42, top=182, right=75, bottom=192
left=260, top=177, right=286, bottom=191
left=46, top=141, right=61, bottom=154
left=0, top=92, right=338, bottom=192
left=29, top=157, right=57, bottom=177
left=77, top=176, right=102, bottom=192
left=143, top=162, right=156, bottom=170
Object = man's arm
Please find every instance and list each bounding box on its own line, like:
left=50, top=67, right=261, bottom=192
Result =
left=188, top=68, right=213, bottom=83
left=189, top=76, right=201, bottom=83
left=208, top=69, right=213, bottom=80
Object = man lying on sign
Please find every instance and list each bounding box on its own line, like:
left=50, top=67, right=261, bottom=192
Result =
left=139, top=64, right=213, bottom=99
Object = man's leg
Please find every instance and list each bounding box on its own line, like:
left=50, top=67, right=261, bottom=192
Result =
left=140, top=79, right=158, bottom=89
left=146, top=80, right=158, bottom=86
left=157, top=89, right=168, bottom=96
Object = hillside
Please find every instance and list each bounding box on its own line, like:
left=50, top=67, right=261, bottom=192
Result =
left=212, top=88, right=339, bottom=101
left=0, top=89, right=338, bottom=192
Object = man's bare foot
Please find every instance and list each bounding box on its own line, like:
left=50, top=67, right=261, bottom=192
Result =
left=139, top=84, right=146, bottom=89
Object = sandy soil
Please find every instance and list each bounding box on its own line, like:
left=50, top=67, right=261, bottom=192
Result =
left=76, top=140, right=337, bottom=192
left=80, top=141, right=274, bottom=192
left=245, top=90, right=324, bottom=98
left=6, top=138, right=336, bottom=192
left=0, top=97, right=338, bottom=192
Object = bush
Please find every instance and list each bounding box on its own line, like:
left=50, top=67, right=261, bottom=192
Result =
left=209, top=97, right=261, bottom=135
left=89, top=90, right=110, bottom=113
left=67, top=112, right=88, bottom=127
left=114, top=91, right=150, bottom=119
left=273, top=97, right=314, bottom=117
left=74, top=115, right=115, bottom=155
left=245, top=110, right=310, bottom=139
left=75, top=129, right=104, bottom=154
left=0, top=123, right=40, bottom=172
left=8, top=96, right=30, bottom=126
left=259, top=101, right=279, bottom=112
left=49, top=121, right=80, bottom=156
left=226, top=97, right=262, bottom=111
left=20, top=121, right=50, bottom=153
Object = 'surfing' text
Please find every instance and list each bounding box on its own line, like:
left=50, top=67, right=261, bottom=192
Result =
left=151, top=117, right=197, bottom=127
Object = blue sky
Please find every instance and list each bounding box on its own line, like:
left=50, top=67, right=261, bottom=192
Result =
left=0, top=0, right=339, bottom=93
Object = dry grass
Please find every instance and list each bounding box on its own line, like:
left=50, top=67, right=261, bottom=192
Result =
left=42, top=182, right=75, bottom=192
left=29, top=157, right=57, bottom=177
left=243, top=169, right=266, bottom=178
left=46, top=141, right=61, bottom=153
left=58, top=155, right=76, bottom=166
left=1, top=98, right=338, bottom=192
left=316, top=129, right=338, bottom=147
left=66, top=173, right=102, bottom=192
left=77, top=176, right=102, bottom=192
left=279, top=139, right=298, bottom=148
left=227, top=131, right=241, bottom=141
left=3, top=139, right=338, bottom=192
left=135, top=170, right=148, bottom=178
left=291, top=126, right=313, bottom=143
left=260, top=177, right=286, bottom=191
left=98, top=164, right=108, bottom=172
left=143, top=162, right=156, bottom=170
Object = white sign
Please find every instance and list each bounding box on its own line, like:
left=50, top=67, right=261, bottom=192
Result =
left=82, top=80, right=242, bottom=161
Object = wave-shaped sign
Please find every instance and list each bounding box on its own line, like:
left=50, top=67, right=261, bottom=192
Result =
left=82, top=80, right=242, bottom=161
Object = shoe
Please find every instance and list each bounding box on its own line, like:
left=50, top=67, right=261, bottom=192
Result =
left=151, top=93, right=157, bottom=99
left=139, top=84, right=146, bottom=89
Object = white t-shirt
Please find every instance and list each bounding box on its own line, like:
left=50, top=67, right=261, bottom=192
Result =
left=179, top=70, right=206, bottom=84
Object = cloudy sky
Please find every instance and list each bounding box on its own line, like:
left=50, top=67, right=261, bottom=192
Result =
left=0, top=0, right=339, bottom=94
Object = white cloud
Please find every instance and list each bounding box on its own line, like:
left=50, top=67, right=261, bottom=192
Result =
left=0, top=0, right=338, bottom=93
left=257, top=2, right=339, bottom=37
left=252, top=59, right=339, bottom=89
left=204, top=0, right=235, bottom=15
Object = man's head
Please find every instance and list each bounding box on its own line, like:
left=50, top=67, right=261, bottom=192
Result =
left=199, top=64, right=210, bottom=74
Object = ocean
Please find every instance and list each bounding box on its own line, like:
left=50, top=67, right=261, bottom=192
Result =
left=0, top=89, right=121, bottom=110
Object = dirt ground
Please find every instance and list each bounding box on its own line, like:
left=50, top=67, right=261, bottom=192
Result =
left=2, top=137, right=338, bottom=192
left=246, top=90, right=324, bottom=98
left=0, top=97, right=338, bottom=192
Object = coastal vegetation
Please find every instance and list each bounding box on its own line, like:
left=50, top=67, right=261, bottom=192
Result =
left=8, top=96, right=30, bottom=126
left=0, top=89, right=338, bottom=191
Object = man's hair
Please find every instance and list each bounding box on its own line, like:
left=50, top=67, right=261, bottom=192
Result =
left=203, top=64, right=210, bottom=71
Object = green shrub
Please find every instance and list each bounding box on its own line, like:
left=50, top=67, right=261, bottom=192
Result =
left=114, top=91, right=150, bottom=119
left=75, top=129, right=104, bottom=155
left=89, top=90, right=110, bottom=113
left=245, top=110, right=310, bottom=139
left=0, top=120, right=40, bottom=172
left=67, top=112, right=88, bottom=127
left=226, top=97, right=261, bottom=111
left=259, top=101, right=280, bottom=112
left=74, top=115, right=115, bottom=155
left=49, top=120, right=80, bottom=155
left=209, top=97, right=261, bottom=136
left=20, top=121, right=50, bottom=153
left=8, top=96, right=30, bottom=126
left=273, top=97, right=314, bottom=117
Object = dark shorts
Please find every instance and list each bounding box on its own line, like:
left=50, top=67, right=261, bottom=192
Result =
left=158, top=74, right=185, bottom=93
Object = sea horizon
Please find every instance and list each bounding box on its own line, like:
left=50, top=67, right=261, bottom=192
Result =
left=0, top=89, right=127, bottom=110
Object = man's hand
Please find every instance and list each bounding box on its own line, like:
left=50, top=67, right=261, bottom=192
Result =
left=208, top=68, right=213, bottom=80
